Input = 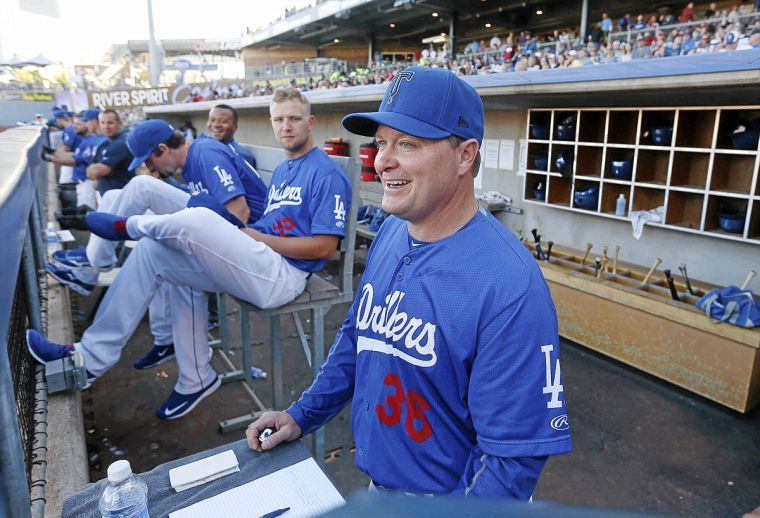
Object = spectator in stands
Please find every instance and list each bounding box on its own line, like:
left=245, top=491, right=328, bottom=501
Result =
left=704, top=2, right=717, bottom=19
left=632, top=15, right=648, bottom=31
left=632, top=37, right=650, bottom=58
left=680, top=2, right=695, bottom=23
left=601, top=13, right=613, bottom=39
left=489, top=33, right=501, bottom=50
left=618, top=13, right=632, bottom=31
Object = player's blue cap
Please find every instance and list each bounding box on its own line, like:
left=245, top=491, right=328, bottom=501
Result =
left=341, top=66, right=484, bottom=146
left=53, top=109, right=69, bottom=119
left=126, top=119, right=175, bottom=171
left=79, top=108, right=101, bottom=121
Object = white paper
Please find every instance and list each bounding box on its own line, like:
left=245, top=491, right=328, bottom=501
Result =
left=475, top=159, right=483, bottom=190
left=170, top=450, right=240, bottom=493
left=56, top=230, right=75, bottom=242
left=483, top=139, right=499, bottom=169
left=517, top=139, right=528, bottom=177
left=169, top=458, right=345, bottom=518
left=498, top=140, right=515, bottom=170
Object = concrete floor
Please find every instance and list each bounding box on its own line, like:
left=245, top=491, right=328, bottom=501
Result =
left=68, top=253, right=760, bottom=518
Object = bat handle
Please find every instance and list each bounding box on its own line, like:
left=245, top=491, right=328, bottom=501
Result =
left=640, top=258, right=662, bottom=287
left=581, top=243, right=593, bottom=266
left=740, top=270, right=757, bottom=291
left=546, top=241, right=554, bottom=262
left=613, top=245, right=620, bottom=275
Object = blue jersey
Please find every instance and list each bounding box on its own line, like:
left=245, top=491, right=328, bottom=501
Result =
left=181, top=134, right=267, bottom=223
left=224, top=138, right=257, bottom=170
left=287, top=209, right=571, bottom=495
left=61, top=125, right=81, bottom=150
left=251, top=147, right=350, bottom=273
left=72, top=134, right=108, bottom=182
left=94, top=130, right=135, bottom=194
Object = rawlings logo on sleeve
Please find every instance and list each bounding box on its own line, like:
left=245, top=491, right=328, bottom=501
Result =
left=355, top=283, right=437, bottom=367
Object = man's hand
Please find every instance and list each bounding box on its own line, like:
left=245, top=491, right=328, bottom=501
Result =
left=245, top=411, right=301, bottom=452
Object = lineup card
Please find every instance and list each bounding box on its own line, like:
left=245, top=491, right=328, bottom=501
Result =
left=169, top=458, right=345, bottom=518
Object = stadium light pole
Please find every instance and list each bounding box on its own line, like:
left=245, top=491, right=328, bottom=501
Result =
left=147, top=0, right=161, bottom=86
left=580, top=0, right=589, bottom=43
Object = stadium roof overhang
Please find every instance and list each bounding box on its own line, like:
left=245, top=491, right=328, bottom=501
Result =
left=242, top=0, right=683, bottom=52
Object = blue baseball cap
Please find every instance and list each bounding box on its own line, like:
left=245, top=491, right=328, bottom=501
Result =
left=342, top=66, right=484, bottom=146
left=80, top=108, right=101, bottom=121
left=126, top=119, right=176, bottom=171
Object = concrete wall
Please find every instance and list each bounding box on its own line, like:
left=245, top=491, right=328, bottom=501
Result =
left=155, top=97, right=760, bottom=290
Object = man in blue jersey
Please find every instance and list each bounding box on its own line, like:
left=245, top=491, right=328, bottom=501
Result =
left=45, top=108, right=80, bottom=184
left=27, top=88, right=351, bottom=420
left=207, top=104, right=257, bottom=169
left=87, top=109, right=135, bottom=195
left=51, top=108, right=107, bottom=209
left=245, top=67, right=572, bottom=498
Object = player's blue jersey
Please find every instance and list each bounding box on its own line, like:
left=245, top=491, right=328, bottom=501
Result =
left=287, top=209, right=571, bottom=494
left=181, top=134, right=267, bottom=223
left=94, top=130, right=135, bottom=194
left=61, top=125, right=81, bottom=150
left=72, top=134, right=108, bottom=182
left=223, top=138, right=257, bottom=170
left=251, top=147, right=350, bottom=273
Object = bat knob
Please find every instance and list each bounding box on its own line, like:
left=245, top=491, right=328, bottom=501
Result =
left=664, top=269, right=671, bottom=276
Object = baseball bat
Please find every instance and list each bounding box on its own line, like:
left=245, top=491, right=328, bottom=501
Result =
left=531, top=228, right=540, bottom=243
left=613, top=245, right=620, bottom=275
left=678, top=263, right=696, bottom=296
left=581, top=243, right=593, bottom=266
left=594, top=257, right=602, bottom=278
left=664, top=269, right=680, bottom=301
left=740, top=270, right=757, bottom=290
left=535, top=243, right=546, bottom=261
left=639, top=258, right=662, bottom=287
left=599, top=257, right=608, bottom=279
left=601, top=245, right=608, bottom=272
left=546, top=241, right=554, bottom=262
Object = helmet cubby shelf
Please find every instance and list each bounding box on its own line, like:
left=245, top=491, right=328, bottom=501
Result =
left=525, top=106, right=760, bottom=244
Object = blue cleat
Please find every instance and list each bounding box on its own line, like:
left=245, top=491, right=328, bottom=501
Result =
left=133, top=343, right=175, bottom=370
left=46, top=262, right=94, bottom=296
left=85, top=212, right=131, bottom=241
left=52, top=246, right=91, bottom=268
left=26, top=329, right=74, bottom=364
left=155, top=376, right=221, bottom=420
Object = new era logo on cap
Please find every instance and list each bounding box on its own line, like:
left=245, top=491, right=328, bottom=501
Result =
left=341, top=66, right=484, bottom=146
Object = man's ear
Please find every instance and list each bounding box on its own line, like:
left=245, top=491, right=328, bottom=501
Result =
left=458, top=139, right=479, bottom=176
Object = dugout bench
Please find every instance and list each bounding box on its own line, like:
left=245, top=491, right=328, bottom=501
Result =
left=212, top=144, right=359, bottom=466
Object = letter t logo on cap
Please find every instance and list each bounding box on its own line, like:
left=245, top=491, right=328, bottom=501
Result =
left=387, top=71, right=415, bottom=104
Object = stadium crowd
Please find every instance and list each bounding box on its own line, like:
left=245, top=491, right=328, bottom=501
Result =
left=187, top=2, right=759, bottom=102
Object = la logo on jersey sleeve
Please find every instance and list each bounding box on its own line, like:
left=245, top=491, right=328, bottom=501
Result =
left=333, top=194, right=346, bottom=228
left=541, top=343, right=569, bottom=431
left=214, top=165, right=236, bottom=192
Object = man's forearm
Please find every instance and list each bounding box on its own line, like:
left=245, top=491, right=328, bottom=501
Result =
left=240, top=228, right=338, bottom=260
left=86, top=163, right=112, bottom=180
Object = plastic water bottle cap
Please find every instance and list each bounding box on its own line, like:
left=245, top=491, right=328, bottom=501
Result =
left=107, top=460, right=133, bottom=483
left=618, top=194, right=624, bottom=199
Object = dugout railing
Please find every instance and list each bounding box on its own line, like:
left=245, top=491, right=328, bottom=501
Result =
left=0, top=124, right=51, bottom=518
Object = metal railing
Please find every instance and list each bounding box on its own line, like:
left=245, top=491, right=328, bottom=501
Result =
left=245, top=58, right=348, bottom=81
left=0, top=124, right=50, bottom=518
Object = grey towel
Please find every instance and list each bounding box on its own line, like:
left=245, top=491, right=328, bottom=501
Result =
left=62, top=439, right=310, bottom=518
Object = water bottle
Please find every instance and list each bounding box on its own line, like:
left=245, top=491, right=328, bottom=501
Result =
left=615, top=194, right=627, bottom=216
left=46, top=222, right=59, bottom=243
left=98, top=460, right=150, bottom=518
left=250, top=366, right=268, bottom=379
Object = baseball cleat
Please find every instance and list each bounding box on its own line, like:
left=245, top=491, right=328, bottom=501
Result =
left=133, top=343, right=175, bottom=370
left=85, top=212, right=131, bottom=241
left=26, top=329, right=74, bottom=364
left=46, top=262, right=94, bottom=296
left=52, top=246, right=91, bottom=268
left=155, top=376, right=221, bottom=420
